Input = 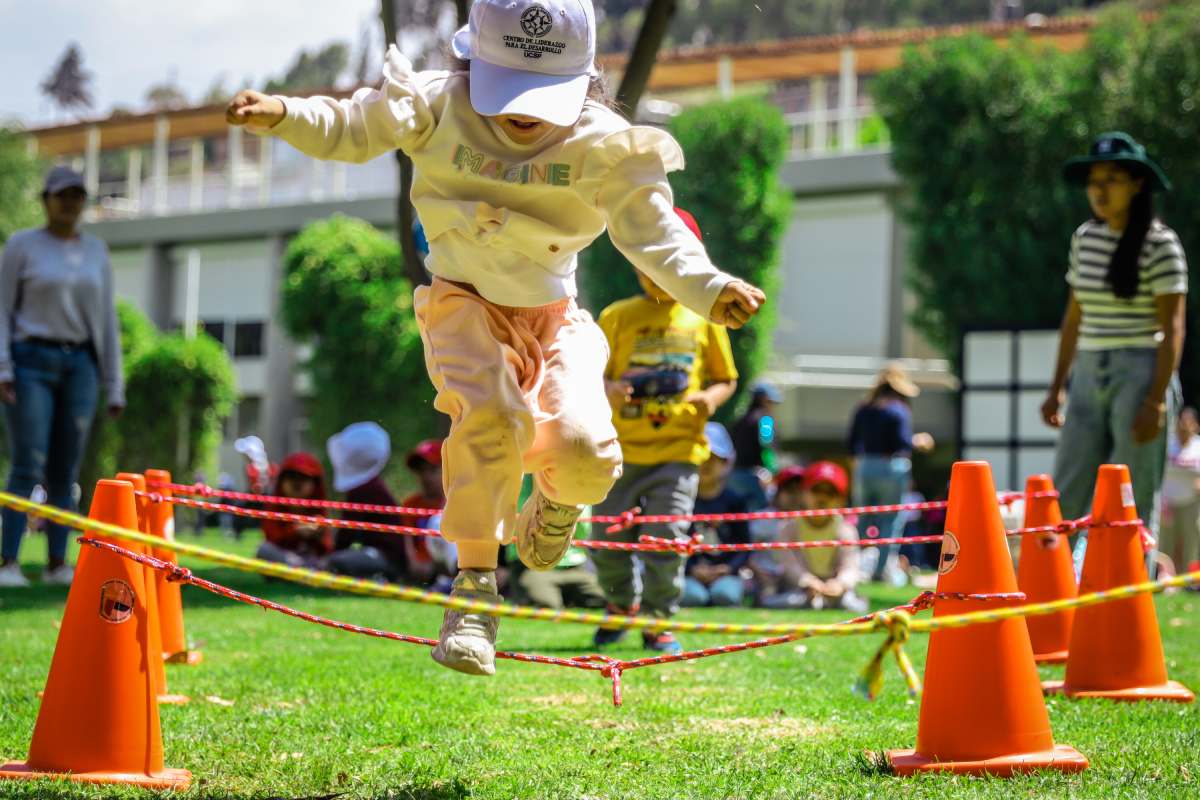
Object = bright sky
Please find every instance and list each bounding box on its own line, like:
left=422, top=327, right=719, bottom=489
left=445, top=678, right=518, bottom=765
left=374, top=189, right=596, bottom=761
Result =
left=0, top=0, right=382, bottom=127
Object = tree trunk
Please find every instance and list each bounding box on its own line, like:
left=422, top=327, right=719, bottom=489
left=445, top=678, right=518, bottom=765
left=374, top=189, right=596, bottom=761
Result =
left=381, top=0, right=429, bottom=289
left=615, top=0, right=677, bottom=120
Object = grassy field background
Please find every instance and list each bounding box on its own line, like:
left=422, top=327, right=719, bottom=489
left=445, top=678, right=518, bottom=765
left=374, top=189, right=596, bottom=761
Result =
left=0, top=533, right=1197, bottom=799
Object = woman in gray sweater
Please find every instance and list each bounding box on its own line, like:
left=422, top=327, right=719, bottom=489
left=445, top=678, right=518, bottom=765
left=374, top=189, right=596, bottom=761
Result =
left=0, top=166, right=124, bottom=587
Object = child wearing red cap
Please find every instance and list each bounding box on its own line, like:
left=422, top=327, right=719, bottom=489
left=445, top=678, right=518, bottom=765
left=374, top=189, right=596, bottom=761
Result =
left=753, top=461, right=867, bottom=613
left=257, top=452, right=333, bottom=569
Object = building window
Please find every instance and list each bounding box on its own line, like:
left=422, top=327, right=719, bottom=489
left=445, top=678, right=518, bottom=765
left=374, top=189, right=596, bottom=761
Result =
left=235, top=397, right=261, bottom=439
left=234, top=321, right=265, bottom=358
left=200, top=320, right=226, bottom=347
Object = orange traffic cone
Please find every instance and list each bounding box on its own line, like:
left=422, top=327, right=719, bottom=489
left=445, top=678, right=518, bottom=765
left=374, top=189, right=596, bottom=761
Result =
left=1016, top=475, right=1077, bottom=664
left=888, top=462, right=1087, bottom=776
left=0, top=480, right=191, bottom=790
left=116, top=472, right=189, bottom=704
left=145, top=468, right=202, bottom=665
left=1043, top=464, right=1194, bottom=702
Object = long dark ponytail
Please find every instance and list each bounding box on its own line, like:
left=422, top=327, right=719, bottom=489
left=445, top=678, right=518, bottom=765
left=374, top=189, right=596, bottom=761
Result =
left=1106, top=167, right=1155, bottom=300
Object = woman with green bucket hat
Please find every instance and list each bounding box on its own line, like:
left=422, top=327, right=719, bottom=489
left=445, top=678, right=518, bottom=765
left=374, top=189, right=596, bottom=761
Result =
left=1042, top=132, right=1188, bottom=576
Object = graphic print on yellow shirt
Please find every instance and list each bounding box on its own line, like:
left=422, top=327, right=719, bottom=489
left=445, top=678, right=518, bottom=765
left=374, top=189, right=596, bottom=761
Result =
left=599, top=296, right=738, bottom=466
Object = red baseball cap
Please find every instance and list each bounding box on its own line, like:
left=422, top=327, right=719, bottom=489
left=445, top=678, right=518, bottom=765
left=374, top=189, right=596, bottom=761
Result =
left=405, top=439, right=443, bottom=469
left=674, top=207, right=703, bottom=241
left=774, top=465, right=806, bottom=489
left=802, top=461, right=849, bottom=497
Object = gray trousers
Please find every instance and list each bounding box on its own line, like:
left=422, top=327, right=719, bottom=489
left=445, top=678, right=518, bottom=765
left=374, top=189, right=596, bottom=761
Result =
left=1053, top=348, right=1175, bottom=573
left=589, top=462, right=699, bottom=618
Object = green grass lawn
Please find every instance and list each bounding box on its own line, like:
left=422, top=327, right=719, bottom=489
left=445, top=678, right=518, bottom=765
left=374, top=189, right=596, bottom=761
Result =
left=0, top=533, right=1197, bottom=799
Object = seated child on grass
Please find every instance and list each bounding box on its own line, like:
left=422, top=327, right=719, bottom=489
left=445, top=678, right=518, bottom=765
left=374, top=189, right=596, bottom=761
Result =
left=257, top=452, right=333, bottom=570
left=752, top=461, right=867, bottom=614
left=681, top=423, right=751, bottom=607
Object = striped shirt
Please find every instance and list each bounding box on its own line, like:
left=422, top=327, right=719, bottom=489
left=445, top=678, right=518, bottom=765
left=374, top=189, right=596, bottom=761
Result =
left=1066, top=219, right=1188, bottom=350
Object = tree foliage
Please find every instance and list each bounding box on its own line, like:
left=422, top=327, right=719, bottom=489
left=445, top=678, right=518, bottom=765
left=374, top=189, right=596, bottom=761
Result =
left=874, top=3, right=1200, bottom=400
left=579, top=97, right=791, bottom=419
left=58, top=302, right=235, bottom=498
left=594, top=0, right=1120, bottom=52
left=0, top=130, right=43, bottom=246
left=264, top=42, right=351, bottom=94
left=116, top=331, right=236, bottom=478
left=40, top=43, right=93, bottom=115
left=281, top=216, right=438, bottom=480
left=144, top=82, right=189, bottom=112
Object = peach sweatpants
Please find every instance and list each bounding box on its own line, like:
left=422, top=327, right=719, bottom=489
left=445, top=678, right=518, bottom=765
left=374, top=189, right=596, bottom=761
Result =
left=413, top=279, right=623, bottom=569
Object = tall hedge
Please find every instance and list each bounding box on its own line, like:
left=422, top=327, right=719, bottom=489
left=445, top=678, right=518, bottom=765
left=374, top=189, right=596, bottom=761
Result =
left=115, top=331, right=236, bottom=478
left=579, top=97, right=791, bottom=418
left=280, top=215, right=438, bottom=481
left=874, top=4, right=1200, bottom=400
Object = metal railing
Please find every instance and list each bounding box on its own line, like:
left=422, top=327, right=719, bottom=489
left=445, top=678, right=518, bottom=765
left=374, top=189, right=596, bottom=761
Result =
left=783, top=106, right=890, bottom=159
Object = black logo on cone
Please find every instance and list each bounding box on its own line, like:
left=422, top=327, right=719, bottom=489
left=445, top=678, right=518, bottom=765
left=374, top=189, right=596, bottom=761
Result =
left=99, top=579, right=136, bottom=623
left=938, top=531, right=960, bottom=575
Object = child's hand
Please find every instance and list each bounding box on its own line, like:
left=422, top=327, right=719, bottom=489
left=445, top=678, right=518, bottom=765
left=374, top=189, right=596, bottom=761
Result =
left=709, top=280, right=765, bottom=329
left=225, top=90, right=286, bottom=129
left=605, top=379, right=632, bottom=408
left=685, top=390, right=717, bottom=418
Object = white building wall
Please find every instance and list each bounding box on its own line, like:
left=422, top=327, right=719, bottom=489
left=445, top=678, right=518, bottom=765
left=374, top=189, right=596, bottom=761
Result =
left=168, top=240, right=274, bottom=323
left=773, top=193, right=892, bottom=360
left=109, top=247, right=151, bottom=310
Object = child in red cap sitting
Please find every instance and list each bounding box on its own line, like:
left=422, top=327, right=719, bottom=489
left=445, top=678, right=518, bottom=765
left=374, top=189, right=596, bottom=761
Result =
left=752, top=461, right=867, bottom=613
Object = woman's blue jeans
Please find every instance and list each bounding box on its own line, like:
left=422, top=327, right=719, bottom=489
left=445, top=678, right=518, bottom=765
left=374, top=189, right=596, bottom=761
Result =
left=854, top=456, right=911, bottom=581
left=1, top=340, right=99, bottom=563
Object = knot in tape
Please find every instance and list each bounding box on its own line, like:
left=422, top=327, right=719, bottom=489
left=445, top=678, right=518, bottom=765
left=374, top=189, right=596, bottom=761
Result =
left=192, top=482, right=213, bottom=497
left=147, top=492, right=166, bottom=505
left=907, top=591, right=937, bottom=613
left=1055, top=519, right=1081, bottom=535
left=606, top=506, right=642, bottom=534
left=636, top=534, right=692, bottom=555
left=873, top=609, right=912, bottom=646
left=167, top=566, right=193, bottom=583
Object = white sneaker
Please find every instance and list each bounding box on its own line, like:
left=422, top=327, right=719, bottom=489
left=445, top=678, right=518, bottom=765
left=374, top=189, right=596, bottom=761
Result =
left=0, top=562, right=31, bottom=588
left=840, top=591, right=870, bottom=615
left=41, top=565, right=75, bottom=586
left=431, top=570, right=499, bottom=676
left=515, top=488, right=583, bottom=571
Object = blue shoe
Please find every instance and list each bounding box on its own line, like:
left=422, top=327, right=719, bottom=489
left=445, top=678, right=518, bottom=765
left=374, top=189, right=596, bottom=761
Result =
left=642, top=631, right=683, bottom=655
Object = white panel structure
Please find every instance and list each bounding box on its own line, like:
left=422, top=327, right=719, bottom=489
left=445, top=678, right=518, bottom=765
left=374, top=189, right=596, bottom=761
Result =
left=964, top=332, right=1012, bottom=385
left=961, top=329, right=1060, bottom=491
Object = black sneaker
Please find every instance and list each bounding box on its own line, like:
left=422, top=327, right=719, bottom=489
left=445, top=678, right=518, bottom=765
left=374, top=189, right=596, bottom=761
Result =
left=592, top=626, right=628, bottom=648
left=642, top=631, right=683, bottom=655
left=593, top=604, right=637, bottom=648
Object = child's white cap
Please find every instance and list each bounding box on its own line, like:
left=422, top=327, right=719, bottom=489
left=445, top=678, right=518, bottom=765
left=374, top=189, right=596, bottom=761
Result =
left=327, top=421, right=391, bottom=493
left=452, top=0, right=597, bottom=127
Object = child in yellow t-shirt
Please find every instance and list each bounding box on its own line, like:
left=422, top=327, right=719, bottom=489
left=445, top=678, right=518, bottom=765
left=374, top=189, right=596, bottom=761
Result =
left=590, top=208, right=739, bottom=654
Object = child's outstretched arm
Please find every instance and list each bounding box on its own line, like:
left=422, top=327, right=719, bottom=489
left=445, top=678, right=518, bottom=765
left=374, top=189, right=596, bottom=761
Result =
left=226, top=46, right=437, bottom=164
left=588, top=132, right=766, bottom=329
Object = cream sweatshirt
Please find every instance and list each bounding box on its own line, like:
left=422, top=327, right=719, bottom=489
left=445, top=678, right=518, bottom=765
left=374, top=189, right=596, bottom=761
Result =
left=256, top=46, right=733, bottom=313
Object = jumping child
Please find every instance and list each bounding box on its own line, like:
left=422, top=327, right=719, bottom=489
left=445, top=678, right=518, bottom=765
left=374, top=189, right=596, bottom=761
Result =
left=226, top=0, right=765, bottom=676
